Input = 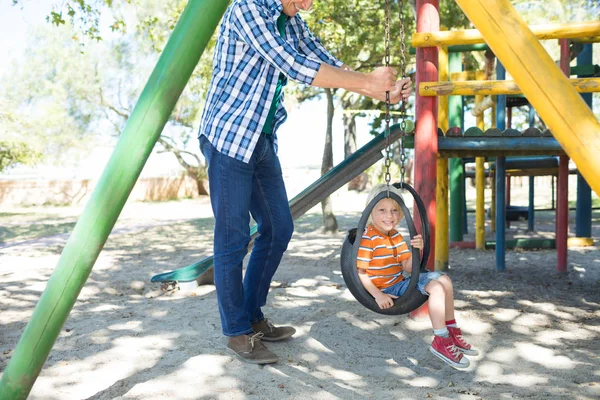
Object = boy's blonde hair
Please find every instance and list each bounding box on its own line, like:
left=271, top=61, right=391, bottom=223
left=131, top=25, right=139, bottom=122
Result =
left=366, top=184, right=405, bottom=223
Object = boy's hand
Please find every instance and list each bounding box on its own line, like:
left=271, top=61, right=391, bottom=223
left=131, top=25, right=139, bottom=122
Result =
left=410, top=234, right=424, bottom=250
left=374, top=292, right=399, bottom=309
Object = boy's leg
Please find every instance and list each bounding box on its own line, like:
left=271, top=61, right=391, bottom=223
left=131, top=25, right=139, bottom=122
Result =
left=424, top=280, right=446, bottom=330
left=244, top=134, right=294, bottom=338
left=425, top=278, right=469, bottom=368
left=436, top=274, right=456, bottom=321
left=433, top=275, right=478, bottom=356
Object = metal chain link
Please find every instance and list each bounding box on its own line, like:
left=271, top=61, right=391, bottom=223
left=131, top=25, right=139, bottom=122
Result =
left=384, top=0, right=392, bottom=190
left=398, top=0, right=407, bottom=185
left=384, top=0, right=408, bottom=187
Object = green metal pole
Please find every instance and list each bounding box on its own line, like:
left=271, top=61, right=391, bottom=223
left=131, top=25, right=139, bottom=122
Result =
left=0, top=1, right=229, bottom=398
left=448, top=52, right=464, bottom=242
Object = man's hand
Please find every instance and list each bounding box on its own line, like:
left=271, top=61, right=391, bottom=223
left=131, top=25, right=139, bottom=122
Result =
left=367, top=66, right=398, bottom=93
left=312, top=64, right=413, bottom=104
left=365, top=74, right=413, bottom=104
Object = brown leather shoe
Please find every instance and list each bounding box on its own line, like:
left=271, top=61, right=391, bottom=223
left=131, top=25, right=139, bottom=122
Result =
left=252, top=318, right=296, bottom=342
left=226, top=333, right=279, bottom=364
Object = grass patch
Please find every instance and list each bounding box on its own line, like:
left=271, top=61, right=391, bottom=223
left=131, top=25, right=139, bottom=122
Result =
left=568, top=196, right=600, bottom=208
left=0, top=222, right=76, bottom=244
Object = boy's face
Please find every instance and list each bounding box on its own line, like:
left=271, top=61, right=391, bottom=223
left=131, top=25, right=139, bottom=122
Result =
left=371, top=198, right=403, bottom=234
left=281, top=0, right=314, bottom=17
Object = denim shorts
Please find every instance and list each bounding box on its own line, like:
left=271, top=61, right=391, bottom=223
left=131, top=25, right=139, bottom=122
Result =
left=382, top=271, right=445, bottom=297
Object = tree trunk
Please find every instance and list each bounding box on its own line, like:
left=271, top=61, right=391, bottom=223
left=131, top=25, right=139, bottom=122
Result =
left=343, top=112, right=357, bottom=158
left=343, top=101, right=368, bottom=191
left=157, top=137, right=209, bottom=195
left=321, top=89, right=338, bottom=233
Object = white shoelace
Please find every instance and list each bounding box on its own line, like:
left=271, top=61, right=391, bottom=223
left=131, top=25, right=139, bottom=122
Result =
left=446, top=343, right=462, bottom=359
left=249, top=332, right=264, bottom=349
left=264, top=319, right=275, bottom=333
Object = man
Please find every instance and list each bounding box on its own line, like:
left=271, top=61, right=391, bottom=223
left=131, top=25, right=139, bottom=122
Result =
left=198, top=0, right=413, bottom=364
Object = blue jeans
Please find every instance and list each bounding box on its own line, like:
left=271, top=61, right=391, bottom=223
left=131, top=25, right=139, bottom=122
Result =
left=200, top=134, right=294, bottom=337
left=382, top=271, right=445, bottom=297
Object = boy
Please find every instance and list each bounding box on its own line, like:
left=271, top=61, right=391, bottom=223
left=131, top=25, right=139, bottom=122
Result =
left=357, top=184, right=478, bottom=369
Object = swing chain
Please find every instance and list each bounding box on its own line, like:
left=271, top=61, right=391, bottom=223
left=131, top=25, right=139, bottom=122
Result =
left=384, top=0, right=392, bottom=188
left=384, top=0, right=408, bottom=187
left=399, top=0, right=407, bottom=185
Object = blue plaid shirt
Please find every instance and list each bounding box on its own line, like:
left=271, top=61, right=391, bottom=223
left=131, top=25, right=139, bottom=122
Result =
left=199, top=0, right=343, bottom=163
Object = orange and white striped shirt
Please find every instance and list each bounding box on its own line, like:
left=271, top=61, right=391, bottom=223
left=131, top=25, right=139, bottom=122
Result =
left=357, top=225, right=411, bottom=289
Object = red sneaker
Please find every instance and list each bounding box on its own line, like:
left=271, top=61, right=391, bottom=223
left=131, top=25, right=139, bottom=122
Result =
left=430, top=335, right=470, bottom=369
left=448, top=327, right=479, bottom=356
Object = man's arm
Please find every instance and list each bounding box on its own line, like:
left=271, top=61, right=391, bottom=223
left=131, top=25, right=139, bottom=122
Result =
left=231, top=3, right=411, bottom=104
left=293, top=17, right=344, bottom=68
left=312, top=63, right=411, bottom=104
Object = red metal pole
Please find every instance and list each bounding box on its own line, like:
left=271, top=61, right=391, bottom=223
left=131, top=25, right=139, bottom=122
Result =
left=411, top=0, right=439, bottom=319
left=557, top=39, right=570, bottom=272
left=414, top=0, right=438, bottom=271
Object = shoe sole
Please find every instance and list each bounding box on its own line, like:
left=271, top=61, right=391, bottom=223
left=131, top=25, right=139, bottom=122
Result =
left=226, top=347, right=279, bottom=364
left=429, top=346, right=470, bottom=369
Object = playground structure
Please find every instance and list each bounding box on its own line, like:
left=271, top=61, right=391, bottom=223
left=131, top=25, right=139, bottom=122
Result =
left=407, top=41, right=598, bottom=260
left=1, top=0, right=599, bottom=398
left=414, top=14, right=599, bottom=273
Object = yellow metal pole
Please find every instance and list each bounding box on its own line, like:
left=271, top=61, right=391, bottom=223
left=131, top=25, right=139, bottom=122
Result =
left=454, top=0, right=600, bottom=196
left=436, top=45, right=449, bottom=271
left=420, top=77, right=600, bottom=96
left=475, top=94, right=485, bottom=250
left=412, top=20, right=600, bottom=47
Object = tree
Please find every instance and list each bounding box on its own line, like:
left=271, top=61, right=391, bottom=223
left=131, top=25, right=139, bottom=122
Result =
left=5, top=0, right=214, bottom=194
left=0, top=140, right=40, bottom=173
left=0, top=24, right=105, bottom=170
left=320, top=88, right=338, bottom=232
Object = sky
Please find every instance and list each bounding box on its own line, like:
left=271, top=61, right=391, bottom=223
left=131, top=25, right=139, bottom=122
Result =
left=0, top=1, right=54, bottom=66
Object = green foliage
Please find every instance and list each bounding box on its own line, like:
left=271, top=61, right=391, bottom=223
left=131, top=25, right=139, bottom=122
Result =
left=302, top=0, right=416, bottom=136
left=0, top=140, right=40, bottom=172
left=512, top=0, right=600, bottom=23
left=0, top=23, right=111, bottom=168
left=13, top=0, right=133, bottom=41
left=4, top=0, right=214, bottom=179
left=439, top=0, right=471, bottom=29
left=8, top=0, right=597, bottom=174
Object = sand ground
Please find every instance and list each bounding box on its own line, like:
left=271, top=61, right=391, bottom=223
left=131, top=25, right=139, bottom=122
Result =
left=1, top=173, right=599, bottom=400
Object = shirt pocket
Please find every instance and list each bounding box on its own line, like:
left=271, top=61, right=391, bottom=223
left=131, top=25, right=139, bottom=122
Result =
left=218, top=34, right=249, bottom=69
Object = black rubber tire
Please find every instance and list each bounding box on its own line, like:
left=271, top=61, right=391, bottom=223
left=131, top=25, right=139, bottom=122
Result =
left=340, top=186, right=429, bottom=315
left=393, top=182, right=431, bottom=270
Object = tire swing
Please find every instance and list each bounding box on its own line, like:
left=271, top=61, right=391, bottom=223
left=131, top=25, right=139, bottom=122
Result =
left=340, top=0, right=429, bottom=315
left=340, top=184, right=430, bottom=315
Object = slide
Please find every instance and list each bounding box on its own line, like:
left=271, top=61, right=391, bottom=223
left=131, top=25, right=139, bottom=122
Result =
left=151, top=122, right=414, bottom=283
